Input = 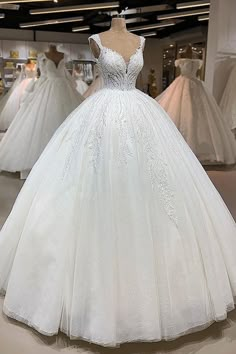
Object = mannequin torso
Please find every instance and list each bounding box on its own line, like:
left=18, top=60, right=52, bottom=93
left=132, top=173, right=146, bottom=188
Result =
left=45, top=45, right=64, bottom=67
left=90, top=18, right=143, bottom=62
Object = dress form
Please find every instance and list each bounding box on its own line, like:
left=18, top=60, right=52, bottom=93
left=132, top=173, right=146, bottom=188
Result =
left=45, top=44, right=64, bottom=67
left=90, top=17, right=143, bottom=61
left=181, top=44, right=193, bottom=59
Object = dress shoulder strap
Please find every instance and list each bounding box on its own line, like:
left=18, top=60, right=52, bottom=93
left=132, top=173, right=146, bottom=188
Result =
left=140, top=36, right=146, bottom=50
left=88, top=34, right=103, bottom=49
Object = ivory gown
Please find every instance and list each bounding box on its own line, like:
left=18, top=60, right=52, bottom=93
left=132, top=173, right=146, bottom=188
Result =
left=157, top=58, right=236, bottom=164
left=0, top=65, right=37, bottom=130
left=0, top=54, right=84, bottom=172
left=0, top=35, right=236, bottom=347
left=220, top=63, right=236, bottom=135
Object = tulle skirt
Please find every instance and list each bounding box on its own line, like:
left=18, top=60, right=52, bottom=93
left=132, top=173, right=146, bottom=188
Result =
left=0, top=77, right=84, bottom=172
left=0, top=78, right=35, bottom=130
left=75, top=78, right=88, bottom=96
left=0, top=88, right=236, bottom=346
left=220, top=65, right=236, bottom=133
left=84, top=76, right=104, bottom=98
left=157, top=76, right=236, bottom=164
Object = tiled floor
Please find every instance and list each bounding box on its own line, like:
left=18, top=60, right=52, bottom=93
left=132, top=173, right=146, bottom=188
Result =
left=0, top=167, right=236, bottom=354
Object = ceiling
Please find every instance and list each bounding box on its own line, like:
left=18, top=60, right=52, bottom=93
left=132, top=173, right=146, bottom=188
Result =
left=0, top=0, right=209, bottom=38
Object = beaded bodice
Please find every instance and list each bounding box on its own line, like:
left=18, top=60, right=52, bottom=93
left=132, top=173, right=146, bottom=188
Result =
left=175, top=58, right=203, bottom=79
left=89, top=34, right=145, bottom=91
left=42, top=54, right=66, bottom=79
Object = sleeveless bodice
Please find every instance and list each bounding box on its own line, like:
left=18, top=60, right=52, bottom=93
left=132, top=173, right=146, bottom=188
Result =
left=43, top=54, right=67, bottom=79
left=89, top=34, right=145, bottom=91
left=25, top=66, right=37, bottom=79
left=175, top=58, right=202, bottom=78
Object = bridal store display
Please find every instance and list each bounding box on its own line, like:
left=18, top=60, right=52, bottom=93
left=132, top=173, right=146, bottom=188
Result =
left=220, top=62, right=236, bottom=135
left=157, top=56, right=236, bottom=164
left=0, top=45, right=84, bottom=173
left=1, top=18, right=236, bottom=347
left=73, top=65, right=88, bottom=96
left=84, top=65, right=104, bottom=98
left=0, top=60, right=37, bottom=130
left=21, top=52, right=48, bottom=100
left=0, top=68, right=23, bottom=125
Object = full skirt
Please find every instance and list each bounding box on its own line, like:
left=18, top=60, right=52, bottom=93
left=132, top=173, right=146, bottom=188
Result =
left=0, top=88, right=236, bottom=346
left=220, top=65, right=236, bottom=133
left=157, top=76, right=236, bottom=164
left=0, top=78, right=34, bottom=130
left=0, top=77, right=84, bottom=172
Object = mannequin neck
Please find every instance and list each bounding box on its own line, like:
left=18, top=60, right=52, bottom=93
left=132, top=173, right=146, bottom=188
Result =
left=49, top=45, right=58, bottom=53
left=184, top=45, right=193, bottom=59
left=110, top=17, right=127, bottom=33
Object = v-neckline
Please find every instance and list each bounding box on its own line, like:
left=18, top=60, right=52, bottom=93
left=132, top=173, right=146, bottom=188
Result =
left=45, top=55, right=64, bottom=69
left=97, top=34, right=142, bottom=70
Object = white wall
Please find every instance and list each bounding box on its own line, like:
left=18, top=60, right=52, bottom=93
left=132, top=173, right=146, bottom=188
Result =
left=205, top=0, right=236, bottom=101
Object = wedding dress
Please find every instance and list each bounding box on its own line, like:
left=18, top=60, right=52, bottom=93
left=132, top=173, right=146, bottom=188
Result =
left=83, top=73, right=104, bottom=98
left=157, top=58, right=236, bottom=164
left=0, top=54, right=83, bottom=172
left=74, top=71, right=88, bottom=96
left=0, top=70, right=25, bottom=128
left=0, top=34, right=236, bottom=347
left=220, top=63, right=236, bottom=134
left=21, top=53, right=48, bottom=102
left=0, top=64, right=37, bottom=130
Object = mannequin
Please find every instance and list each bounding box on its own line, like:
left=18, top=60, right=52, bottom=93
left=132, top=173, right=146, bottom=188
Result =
left=45, top=44, right=64, bottom=67
left=90, top=16, right=142, bottom=61
left=181, top=44, right=193, bottom=59
left=25, top=58, right=36, bottom=72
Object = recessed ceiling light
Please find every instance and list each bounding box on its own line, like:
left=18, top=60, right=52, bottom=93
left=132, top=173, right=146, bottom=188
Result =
left=129, top=21, right=176, bottom=32
left=157, top=8, right=209, bottom=20
left=20, top=16, right=84, bottom=28
left=72, top=25, right=90, bottom=32
left=198, top=14, right=209, bottom=21
left=0, top=4, right=19, bottom=9
left=0, top=0, right=54, bottom=3
left=140, top=31, right=157, bottom=37
left=102, top=4, right=173, bottom=16
left=176, top=1, right=210, bottom=9
left=30, top=2, right=119, bottom=15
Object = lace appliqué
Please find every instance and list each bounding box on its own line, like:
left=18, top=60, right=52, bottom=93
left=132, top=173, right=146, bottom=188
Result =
left=135, top=111, right=178, bottom=225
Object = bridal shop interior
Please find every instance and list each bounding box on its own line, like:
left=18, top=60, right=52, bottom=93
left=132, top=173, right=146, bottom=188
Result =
left=1, top=0, right=236, bottom=353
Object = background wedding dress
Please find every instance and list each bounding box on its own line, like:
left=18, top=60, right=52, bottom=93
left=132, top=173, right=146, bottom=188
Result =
left=220, top=63, right=236, bottom=134
left=157, top=58, right=236, bottom=164
left=0, top=65, right=36, bottom=130
left=74, top=71, right=88, bottom=96
left=84, top=66, right=104, bottom=98
left=0, top=34, right=236, bottom=347
left=0, top=54, right=83, bottom=172
left=0, top=69, right=24, bottom=129
left=21, top=53, right=48, bottom=103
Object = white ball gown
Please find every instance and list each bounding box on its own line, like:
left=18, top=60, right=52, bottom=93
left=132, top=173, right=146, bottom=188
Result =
left=157, top=58, right=236, bottom=164
left=84, top=65, right=104, bottom=98
left=220, top=63, right=236, bottom=134
left=0, top=64, right=37, bottom=131
left=21, top=53, right=48, bottom=101
left=74, top=71, right=88, bottom=96
left=0, top=54, right=84, bottom=172
left=0, top=70, right=25, bottom=128
left=0, top=34, right=236, bottom=347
